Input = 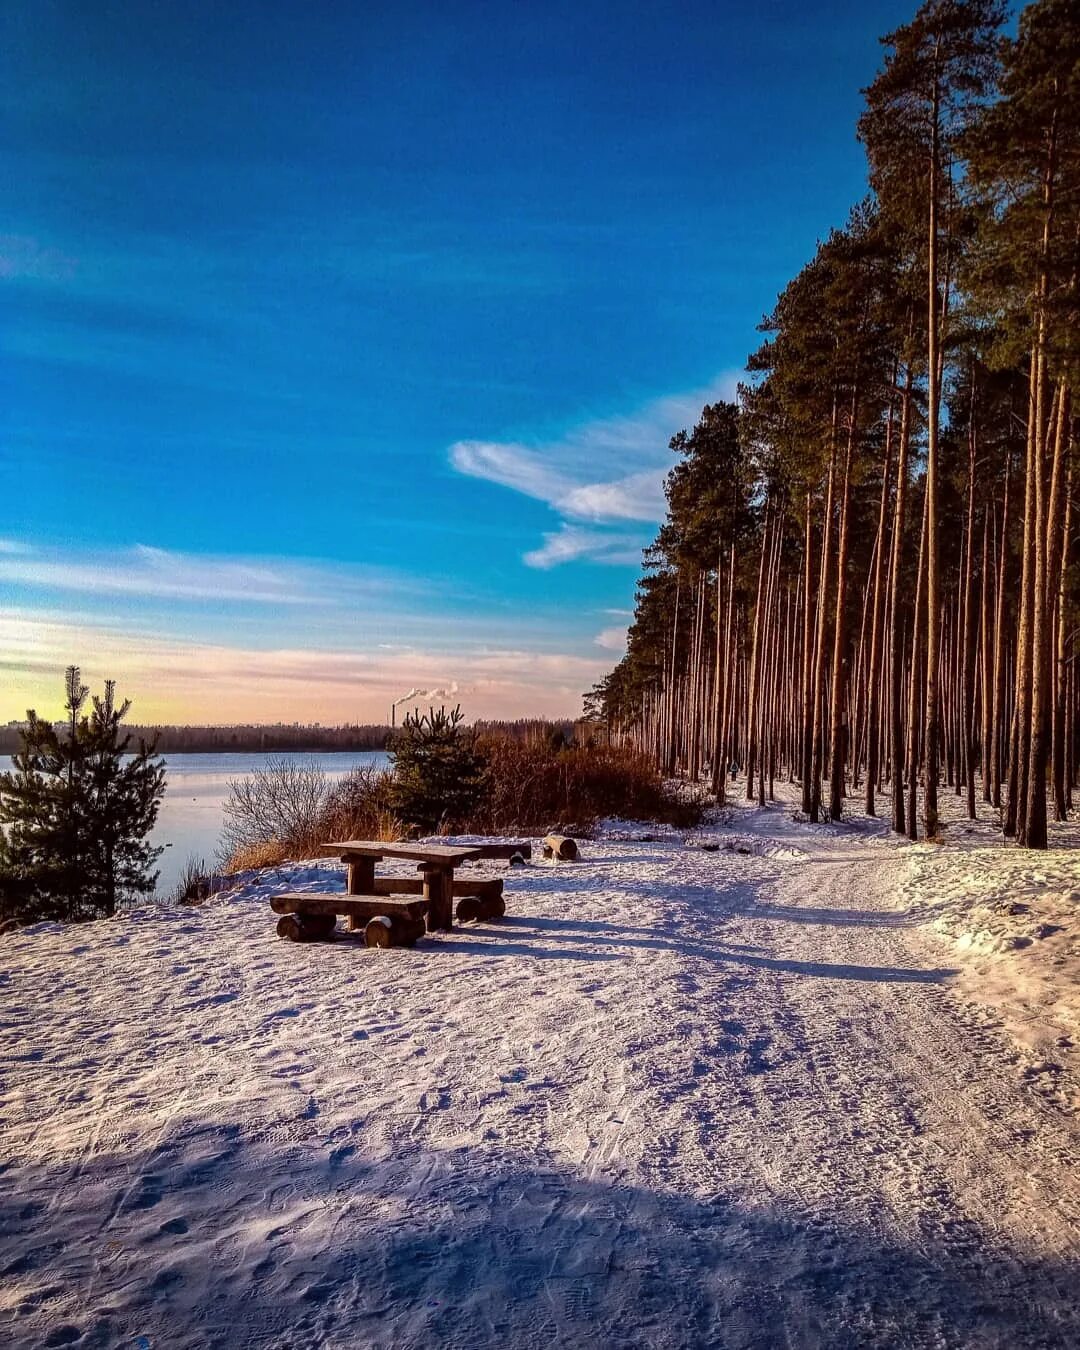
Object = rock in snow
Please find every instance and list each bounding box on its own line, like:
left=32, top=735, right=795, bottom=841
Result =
left=1, top=783, right=1078, bottom=1348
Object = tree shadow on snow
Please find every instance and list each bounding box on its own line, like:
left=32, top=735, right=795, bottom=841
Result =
left=2, top=1131, right=1077, bottom=1350
left=484, top=914, right=957, bottom=986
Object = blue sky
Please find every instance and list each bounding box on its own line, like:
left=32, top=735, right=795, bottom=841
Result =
left=2, top=0, right=916, bottom=723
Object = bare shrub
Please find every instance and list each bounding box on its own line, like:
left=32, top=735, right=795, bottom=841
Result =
left=220, top=757, right=328, bottom=870
left=321, top=764, right=400, bottom=842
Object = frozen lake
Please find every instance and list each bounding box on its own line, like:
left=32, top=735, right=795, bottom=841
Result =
left=0, top=750, right=389, bottom=899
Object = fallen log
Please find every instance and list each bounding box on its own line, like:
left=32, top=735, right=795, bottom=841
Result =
left=542, top=834, right=578, bottom=861
left=465, top=842, right=532, bottom=861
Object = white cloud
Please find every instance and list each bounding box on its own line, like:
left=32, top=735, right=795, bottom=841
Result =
left=0, top=538, right=33, bottom=555
left=523, top=525, right=645, bottom=570
left=449, top=374, right=738, bottom=564
left=594, top=626, right=628, bottom=653
left=560, top=468, right=669, bottom=522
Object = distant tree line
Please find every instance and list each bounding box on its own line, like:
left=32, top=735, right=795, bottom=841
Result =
left=589, top=0, right=1080, bottom=850
left=471, top=718, right=576, bottom=745
left=0, top=719, right=584, bottom=756
left=0, top=722, right=393, bottom=756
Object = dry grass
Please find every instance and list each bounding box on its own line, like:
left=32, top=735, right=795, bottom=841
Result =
left=224, top=839, right=291, bottom=872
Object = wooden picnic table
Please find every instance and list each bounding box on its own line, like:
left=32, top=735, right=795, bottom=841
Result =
left=320, top=840, right=484, bottom=932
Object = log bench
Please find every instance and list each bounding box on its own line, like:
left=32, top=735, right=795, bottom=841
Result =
left=269, top=872, right=507, bottom=945
left=270, top=893, right=428, bottom=948
left=273, top=842, right=516, bottom=949
left=323, top=841, right=484, bottom=932
left=368, top=874, right=506, bottom=921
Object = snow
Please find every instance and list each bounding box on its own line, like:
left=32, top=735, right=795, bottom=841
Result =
left=2, top=788, right=1079, bottom=1348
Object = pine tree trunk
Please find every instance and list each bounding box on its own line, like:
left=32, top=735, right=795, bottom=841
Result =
left=1053, top=456, right=1072, bottom=821
left=962, top=392, right=978, bottom=821
left=801, top=493, right=815, bottom=815
left=829, top=407, right=857, bottom=821
left=888, top=366, right=914, bottom=834
left=991, top=462, right=1011, bottom=811
left=980, top=509, right=992, bottom=804
left=908, top=485, right=931, bottom=841
left=923, top=75, right=942, bottom=840
left=811, top=427, right=838, bottom=823
left=1027, top=383, right=1068, bottom=846
left=745, top=507, right=771, bottom=800
left=1007, top=356, right=1040, bottom=839
left=866, top=388, right=896, bottom=816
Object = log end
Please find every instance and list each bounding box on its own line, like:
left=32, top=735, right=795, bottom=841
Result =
left=365, top=916, right=394, bottom=948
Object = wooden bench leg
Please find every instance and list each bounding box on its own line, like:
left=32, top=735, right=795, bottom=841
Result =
left=421, top=867, right=453, bottom=932
left=365, top=914, right=426, bottom=948
left=456, top=893, right=507, bottom=923
left=277, top=913, right=336, bottom=942
left=481, top=894, right=506, bottom=920
left=347, top=857, right=376, bottom=896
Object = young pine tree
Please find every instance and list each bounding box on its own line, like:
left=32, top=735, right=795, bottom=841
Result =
left=388, top=705, right=485, bottom=834
left=0, top=668, right=167, bottom=924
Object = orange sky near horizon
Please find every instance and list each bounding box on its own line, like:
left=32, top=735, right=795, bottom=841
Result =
left=1, top=610, right=613, bottom=727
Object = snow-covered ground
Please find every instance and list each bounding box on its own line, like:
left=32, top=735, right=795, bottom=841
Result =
left=2, top=784, right=1079, bottom=1348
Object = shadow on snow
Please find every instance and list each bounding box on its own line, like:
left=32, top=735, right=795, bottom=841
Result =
left=2, top=1132, right=1077, bottom=1350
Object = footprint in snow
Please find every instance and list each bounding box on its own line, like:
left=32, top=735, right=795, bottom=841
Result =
left=43, top=1327, right=83, bottom=1347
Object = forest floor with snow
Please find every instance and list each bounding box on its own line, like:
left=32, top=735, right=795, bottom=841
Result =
left=2, top=781, right=1079, bottom=1349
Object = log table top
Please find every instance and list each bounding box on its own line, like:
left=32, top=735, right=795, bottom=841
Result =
left=320, top=841, right=484, bottom=868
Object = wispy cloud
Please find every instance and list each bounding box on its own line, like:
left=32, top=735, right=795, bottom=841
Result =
left=0, top=542, right=403, bottom=607
left=594, top=626, right=628, bottom=653
left=449, top=374, right=738, bottom=564
left=523, top=525, right=645, bottom=571
left=0, top=234, right=77, bottom=284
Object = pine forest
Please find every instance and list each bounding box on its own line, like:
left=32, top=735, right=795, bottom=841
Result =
left=591, top=0, right=1080, bottom=850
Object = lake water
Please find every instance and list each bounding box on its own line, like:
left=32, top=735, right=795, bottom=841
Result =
left=0, top=750, right=389, bottom=899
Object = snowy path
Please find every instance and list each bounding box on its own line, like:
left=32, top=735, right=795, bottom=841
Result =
left=2, top=804, right=1079, bottom=1348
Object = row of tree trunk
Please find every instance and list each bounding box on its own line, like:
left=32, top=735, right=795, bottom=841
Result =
left=615, top=370, right=1075, bottom=848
